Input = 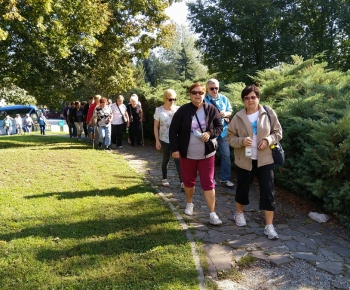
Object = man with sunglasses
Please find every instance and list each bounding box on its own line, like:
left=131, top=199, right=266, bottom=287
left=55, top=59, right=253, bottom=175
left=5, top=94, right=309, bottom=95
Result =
left=204, top=78, right=234, bottom=188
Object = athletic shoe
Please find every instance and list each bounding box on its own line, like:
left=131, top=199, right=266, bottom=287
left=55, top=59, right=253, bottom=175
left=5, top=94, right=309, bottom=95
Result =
left=264, top=224, right=279, bottom=240
left=220, top=180, right=234, bottom=187
left=184, top=203, right=194, bottom=216
left=234, top=212, right=247, bottom=226
left=210, top=212, right=222, bottom=225
left=162, top=179, right=169, bottom=186
left=180, top=182, right=184, bottom=189
left=105, top=146, right=111, bottom=150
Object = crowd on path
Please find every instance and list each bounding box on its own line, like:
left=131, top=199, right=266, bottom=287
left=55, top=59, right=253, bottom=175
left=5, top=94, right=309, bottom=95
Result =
left=68, top=79, right=283, bottom=241
left=2, top=113, right=41, bottom=135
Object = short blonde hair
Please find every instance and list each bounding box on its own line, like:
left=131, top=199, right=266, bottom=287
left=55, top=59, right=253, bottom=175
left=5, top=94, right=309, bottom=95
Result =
left=94, top=94, right=101, bottom=102
left=163, top=89, right=176, bottom=102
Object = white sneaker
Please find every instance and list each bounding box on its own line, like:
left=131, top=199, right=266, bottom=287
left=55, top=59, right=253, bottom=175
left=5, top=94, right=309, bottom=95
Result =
left=184, top=203, right=194, bottom=216
left=180, top=182, right=184, bottom=189
left=234, top=212, right=246, bottom=226
left=210, top=212, right=222, bottom=225
left=213, top=179, right=217, bottom=185
left=264, top=224, right=279, bottom=240
left=220, top=180, right=234, bottom=187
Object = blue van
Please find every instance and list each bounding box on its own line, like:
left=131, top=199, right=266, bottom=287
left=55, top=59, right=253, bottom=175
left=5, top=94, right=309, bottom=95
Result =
left=0, top=105, right=41, bottom=135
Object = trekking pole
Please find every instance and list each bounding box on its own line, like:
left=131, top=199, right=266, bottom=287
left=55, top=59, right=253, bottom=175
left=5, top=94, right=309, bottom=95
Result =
left=141, top=122, right=144, bottom=147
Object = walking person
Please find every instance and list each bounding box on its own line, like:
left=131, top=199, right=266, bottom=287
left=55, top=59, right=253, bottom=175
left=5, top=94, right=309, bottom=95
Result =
left=93, top=97, right=112, bottom=150
left=3, top=115, right=13, bottom=135
left=23, top=114, right=34, bottom=134
left=72, top=101, right=84, bottom=140
left=111, top=95, right=129, bottom=149
left=204, top=78, right=234, bottom=188
left=86, top=95, right=101, bottom=144
left=67, top=101, right=77, bottom=138
left=226, top=85, right=282, bottom=240
left=169, top=83, right=223, bottom=225
left=154, top=89, right=182, bottom=188
left=126, top=95, right=143, bottom=147
left=14, top=114, right=23, bottom=135
left=38, top=112, right=47, bottom=135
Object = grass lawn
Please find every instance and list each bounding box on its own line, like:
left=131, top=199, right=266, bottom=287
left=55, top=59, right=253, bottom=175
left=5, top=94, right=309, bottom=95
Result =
left=0, top=135, right=199, bottom=289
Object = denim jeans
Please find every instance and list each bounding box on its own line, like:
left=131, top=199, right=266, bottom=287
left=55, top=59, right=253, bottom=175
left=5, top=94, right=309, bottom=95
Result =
left=40, top=124, right=46, bottom=135
left=217, top=136, right=232, bottom=181
left=98, top=125, right=111, bottom=146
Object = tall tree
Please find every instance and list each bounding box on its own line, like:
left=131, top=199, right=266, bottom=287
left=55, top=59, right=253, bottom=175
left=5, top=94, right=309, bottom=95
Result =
left=187, top=0, right=350, bottom=83
left=143, top=24, right=208, bottom=85
left=0, top=0, right=177, bottom=107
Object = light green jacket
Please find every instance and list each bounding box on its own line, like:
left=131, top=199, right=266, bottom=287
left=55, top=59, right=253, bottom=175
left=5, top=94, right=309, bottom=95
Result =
left=227, top=105, right=282, bottom=170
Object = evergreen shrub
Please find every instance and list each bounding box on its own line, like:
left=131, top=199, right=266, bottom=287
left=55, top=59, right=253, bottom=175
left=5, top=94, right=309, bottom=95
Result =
left=255, top=55, right=350, bottom=227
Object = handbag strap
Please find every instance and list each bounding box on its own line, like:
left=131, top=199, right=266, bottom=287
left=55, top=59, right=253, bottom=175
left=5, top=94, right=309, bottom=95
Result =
left=263, top=105, right=272, bottom=134
left=117, top=104, right=125, bottom=121
left=194, top=113, right=204, bottom=133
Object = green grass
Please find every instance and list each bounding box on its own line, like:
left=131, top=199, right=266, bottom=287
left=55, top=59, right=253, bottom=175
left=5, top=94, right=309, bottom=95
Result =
left=0, top=135, right=198, bottom=289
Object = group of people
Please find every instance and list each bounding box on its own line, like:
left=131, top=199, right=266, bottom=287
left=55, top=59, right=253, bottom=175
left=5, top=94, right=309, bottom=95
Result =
left=64, top=94, right=143, bottom=150
left=153, top=79, right=282, bottom=240
left=2, top=113, right=38, bottom=135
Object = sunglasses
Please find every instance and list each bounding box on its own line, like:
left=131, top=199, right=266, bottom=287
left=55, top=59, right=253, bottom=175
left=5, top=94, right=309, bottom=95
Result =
left=209, top=87, right=219, bottom=91
left=190, top=91, right=205, bottom=95
left=243, top=96, right=258, bottom=101
left=167, top=98, right=177, bottom=102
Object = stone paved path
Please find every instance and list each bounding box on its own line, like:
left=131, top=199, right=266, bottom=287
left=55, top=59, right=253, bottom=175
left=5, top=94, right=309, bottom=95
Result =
left=111, top=141, right=350, bottom=287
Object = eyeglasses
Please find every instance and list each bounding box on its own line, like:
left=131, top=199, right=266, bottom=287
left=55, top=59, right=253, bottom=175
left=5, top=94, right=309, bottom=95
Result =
left=243, top=96, right=258, bottom=101
left=190, top=91, right=205, bottom=95
left=209, top=87, right=219, bottom=91
left=167, top=98, right=177, bottom=102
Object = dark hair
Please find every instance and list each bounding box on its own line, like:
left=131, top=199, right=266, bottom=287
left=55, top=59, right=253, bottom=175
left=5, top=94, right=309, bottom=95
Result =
left=241, top=85, right=260, bottom=100
left=188, top=83, right=205, bottom=93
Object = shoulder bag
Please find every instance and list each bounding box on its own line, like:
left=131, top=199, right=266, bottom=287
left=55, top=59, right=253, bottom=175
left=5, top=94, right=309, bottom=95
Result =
left=264, top=106, right=285, bottom=166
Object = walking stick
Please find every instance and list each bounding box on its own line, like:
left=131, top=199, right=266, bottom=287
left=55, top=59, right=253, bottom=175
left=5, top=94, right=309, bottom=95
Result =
left=141, top=121, right=144, bottom=146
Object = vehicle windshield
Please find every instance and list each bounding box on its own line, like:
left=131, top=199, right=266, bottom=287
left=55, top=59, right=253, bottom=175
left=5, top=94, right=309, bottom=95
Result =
left=0, top=107, right=39, bottom=123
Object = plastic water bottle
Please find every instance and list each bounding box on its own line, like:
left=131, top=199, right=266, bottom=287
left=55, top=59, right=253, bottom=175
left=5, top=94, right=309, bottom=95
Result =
left=126, top=127, right=129, bottom=133
left=191, top=129, right=202, bottom=138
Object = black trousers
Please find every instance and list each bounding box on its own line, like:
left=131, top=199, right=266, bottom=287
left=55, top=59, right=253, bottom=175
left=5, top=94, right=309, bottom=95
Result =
left=235, top=160, right=275, bottom=211
left=111, top=123, right=125, bottom=146
left=129, top=121, right=141, bottom=145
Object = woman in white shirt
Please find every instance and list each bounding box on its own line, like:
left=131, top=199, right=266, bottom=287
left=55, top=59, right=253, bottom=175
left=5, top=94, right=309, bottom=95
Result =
left=111, top=95, right=129, bottom=149
left=154, top=89, right=182, bottom=188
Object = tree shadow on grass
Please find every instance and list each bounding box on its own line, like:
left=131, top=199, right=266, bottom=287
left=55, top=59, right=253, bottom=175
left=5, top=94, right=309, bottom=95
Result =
left=24, top=183, right=152, bottom=200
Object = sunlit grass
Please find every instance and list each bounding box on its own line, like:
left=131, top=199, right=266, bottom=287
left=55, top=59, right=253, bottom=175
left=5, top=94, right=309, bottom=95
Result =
left=0, top=135, right=198, bottom=289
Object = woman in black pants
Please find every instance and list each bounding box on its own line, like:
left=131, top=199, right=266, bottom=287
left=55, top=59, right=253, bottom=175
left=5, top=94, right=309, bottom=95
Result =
left=111, top=95, right=129, bottom=149
left=126, top=95, right=142, bottom=146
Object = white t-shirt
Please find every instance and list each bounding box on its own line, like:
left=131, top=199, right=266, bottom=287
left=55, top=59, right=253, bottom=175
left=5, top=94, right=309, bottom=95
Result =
left=247, top=111, right=259, bottom=160
left=187, top=107, right=207, bottom=159
left=111, top=103, right=127, bottom=125
left=153, top=105, right=179, bottom=143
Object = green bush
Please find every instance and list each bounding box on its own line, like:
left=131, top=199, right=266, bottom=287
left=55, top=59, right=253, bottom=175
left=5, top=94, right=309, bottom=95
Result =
left=255, top=55, right=350, bottom=227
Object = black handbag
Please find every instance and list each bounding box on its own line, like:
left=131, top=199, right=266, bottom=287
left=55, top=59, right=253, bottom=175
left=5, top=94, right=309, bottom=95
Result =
left=264, top=106, right=285, bottom=166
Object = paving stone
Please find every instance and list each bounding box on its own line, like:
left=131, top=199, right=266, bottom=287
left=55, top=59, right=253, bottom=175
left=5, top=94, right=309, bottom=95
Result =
left=284, top=240, right=299, bottom=252
left=226, top=239, right=250, bottom=249
left=232, top=249, right=247, bottom=262
left=189, top=222, right=210, bottom=231
left=294, top=237, right=317, bottom=250
left=275, top=224, right=289, bottom=229
left=203, top=233, right=234, bottom=244
left=205, top=243, right=233, bottom=272
left=293, top=252, right=326, bottom=262
left=252, top=236, right=283, bottom=248
left=316, top=261, right=343, bottom=275
left=194, top=230, right=207, bottom=240
left=268, top=254, right=293, bottom=266
left=311, top=237, right=326, bottom=247
left=331, top=281, right=347, bottom=290
left=279, top=228, right=305, bottom=237
left=247, top=221, right=260, bottom=228
left=328, top=246, right=350, bottom=258
left=250, top=250, right=269, bottom=261
left=266, top=246, right=290, bottom=255
left=318, top=248, right=343, bottom=262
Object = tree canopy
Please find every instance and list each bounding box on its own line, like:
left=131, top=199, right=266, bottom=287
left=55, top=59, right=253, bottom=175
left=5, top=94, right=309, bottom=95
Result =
left=187, top=0, right=350, bottom=83
left=0, top=0, right=178, bottom=108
